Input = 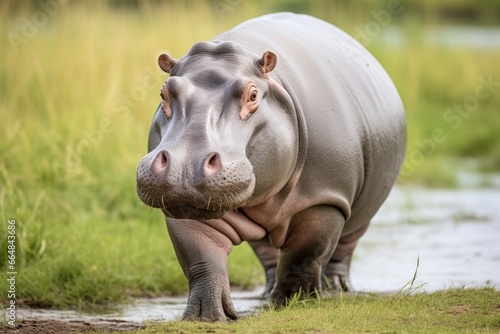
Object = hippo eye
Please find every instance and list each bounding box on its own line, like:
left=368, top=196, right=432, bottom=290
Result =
left=240, top=82, right=259, bottom=120
left=246, top=84, right=258, bottom=104
left=250, top=88, right=258, bottom=101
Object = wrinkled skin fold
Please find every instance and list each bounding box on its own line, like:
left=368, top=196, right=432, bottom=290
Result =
left=136, top=13, right=406, bottom=321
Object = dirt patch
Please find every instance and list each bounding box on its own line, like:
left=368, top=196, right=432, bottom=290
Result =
left=447, top=304, right=472, bottom=315
left=1, top=319, right=144, bottom=333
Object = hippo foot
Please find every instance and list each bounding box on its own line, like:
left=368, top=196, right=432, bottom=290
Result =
left=268, top=270, right=323, bottom=307
left=269, top=286, right=322, bottom=308
left=181, top=264, right=238, bottom=322
left=322, top=255, right=353, bottom=292
left=261, top=267, right=277, bottom=299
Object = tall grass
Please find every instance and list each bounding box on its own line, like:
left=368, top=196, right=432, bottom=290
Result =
left=0, top=1, right=499, bottom=307
left=370, top=39, right=500, bottom=185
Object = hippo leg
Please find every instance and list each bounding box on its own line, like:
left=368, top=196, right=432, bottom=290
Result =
left=270, top=206, right=345, bottom=306
left=322, top=225, right=369, bottom=291
left=166, top=218, right=238, bottom=321
left=248, top=237, right=279, bottom=298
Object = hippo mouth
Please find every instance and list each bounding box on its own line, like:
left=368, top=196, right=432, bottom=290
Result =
left=138, top=179, right=255, bottom=220
left=161, top=205, right=239, bottom=220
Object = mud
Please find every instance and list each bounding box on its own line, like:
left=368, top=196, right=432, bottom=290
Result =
left=3, top=319, right=143, bottom=333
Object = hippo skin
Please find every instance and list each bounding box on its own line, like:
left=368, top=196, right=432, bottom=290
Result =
left=136, top=13, right=406, bottom=321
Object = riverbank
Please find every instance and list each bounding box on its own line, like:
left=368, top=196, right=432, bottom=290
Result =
left=5, top=288, right=500, bottom=333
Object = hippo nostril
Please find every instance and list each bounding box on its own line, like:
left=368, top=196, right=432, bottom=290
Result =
left=204, top=152, right=223, bottom=176
left=159, top=151, right=168, bottom=168
left=152, top=150, right=169, bottom=173
left=208, top=154, right=217, bottom=167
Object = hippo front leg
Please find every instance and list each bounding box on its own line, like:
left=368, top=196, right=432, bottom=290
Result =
left=270, top=206, right=345, bottom=306
left=166, top=218, right=237, bottom=321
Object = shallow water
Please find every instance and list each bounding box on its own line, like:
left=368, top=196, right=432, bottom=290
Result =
left=352, top=186, right=500, bottom=292
left=17, top=183, right=500, bottom=324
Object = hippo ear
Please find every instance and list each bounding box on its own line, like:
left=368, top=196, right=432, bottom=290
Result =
left=158, top=53, right=177, bottom=73
left=258, top=51, right=277, bottom=74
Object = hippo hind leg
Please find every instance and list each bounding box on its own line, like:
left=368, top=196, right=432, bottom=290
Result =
left=322, top=225, right=369, bottom=291
left=248, top=237, right=279, bottom=299
left=270, top=205, right=345, bottom=306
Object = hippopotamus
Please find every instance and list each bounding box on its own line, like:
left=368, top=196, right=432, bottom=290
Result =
left=136, top=12, right=406, bottom=321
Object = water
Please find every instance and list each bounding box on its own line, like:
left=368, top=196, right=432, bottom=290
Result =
left=351, top=186, right=500, bottom=292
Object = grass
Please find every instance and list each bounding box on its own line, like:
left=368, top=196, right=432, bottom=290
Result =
left=83, top=287, right=500, bottom=333
left=0, top=0, right=499, bottom=314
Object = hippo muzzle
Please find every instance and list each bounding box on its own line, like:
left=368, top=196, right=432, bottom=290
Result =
left=136, top=139, right=256, bottom=220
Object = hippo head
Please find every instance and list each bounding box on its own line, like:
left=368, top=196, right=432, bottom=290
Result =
left=136, top=41, right=298, bottom=220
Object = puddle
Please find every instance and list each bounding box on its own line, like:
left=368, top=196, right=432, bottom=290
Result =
left=16, top=184, right=500, bottom=325
left=16, top=290, right=263, bottom=325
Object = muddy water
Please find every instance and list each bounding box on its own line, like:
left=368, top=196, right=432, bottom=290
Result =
left=17, top=182, right=500, bottom=324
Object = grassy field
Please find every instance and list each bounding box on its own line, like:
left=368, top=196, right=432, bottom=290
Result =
left=1, top=0, right=499, bottom=318
left=90, top=288, right=500, bottom=333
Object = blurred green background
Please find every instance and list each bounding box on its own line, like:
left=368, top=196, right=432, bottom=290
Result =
left=1, top=0, right=499, bottom=308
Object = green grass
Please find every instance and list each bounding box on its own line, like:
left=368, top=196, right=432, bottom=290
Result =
left=83, top=287, right=500, bottom=333
left=0, top=0, right=499, bottom=312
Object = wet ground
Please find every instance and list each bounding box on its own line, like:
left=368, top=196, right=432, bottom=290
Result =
left=13, top=290, right=262, bottom=331
left=10, top=179, right=500, bottom=332
left=9, top=290, right=262, bottom=332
